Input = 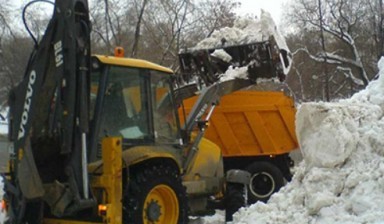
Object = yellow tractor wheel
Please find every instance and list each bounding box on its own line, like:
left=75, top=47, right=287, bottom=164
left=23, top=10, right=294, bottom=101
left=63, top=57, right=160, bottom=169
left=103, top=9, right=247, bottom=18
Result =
left=143, top=185, right=179, bottom=223
left=124, top=163, right=188, bottom=223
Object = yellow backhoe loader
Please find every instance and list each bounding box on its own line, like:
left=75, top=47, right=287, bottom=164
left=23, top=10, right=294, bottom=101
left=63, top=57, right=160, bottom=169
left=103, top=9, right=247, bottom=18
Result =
left=0, top=0, right=291, bottom=223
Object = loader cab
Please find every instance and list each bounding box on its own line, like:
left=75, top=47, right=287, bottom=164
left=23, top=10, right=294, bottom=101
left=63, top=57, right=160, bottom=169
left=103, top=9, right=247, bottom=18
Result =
left=90, top=55, right=182, bottom=157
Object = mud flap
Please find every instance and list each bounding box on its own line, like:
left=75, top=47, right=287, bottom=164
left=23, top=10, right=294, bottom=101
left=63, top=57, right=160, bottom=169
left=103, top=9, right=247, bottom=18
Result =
left=18, top=138, right=44, bottom=199
left=225, top=169, right=250, bottom=222
left=226, top=169, right=250, bottom=185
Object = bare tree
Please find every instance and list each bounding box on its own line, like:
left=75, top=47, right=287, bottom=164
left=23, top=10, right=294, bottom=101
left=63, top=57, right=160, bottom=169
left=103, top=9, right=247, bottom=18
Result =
left=90, top=0, right=129, bottom=54
left=284, top=0, right=380, bottom=101
left=318, top=0, right=330, bottom=101
left=195, top=0, right=239, bottom=37
left=367, top=0, right=384, bottom=59
left=131, top=0, right=149, bottom=57
left=0, top=1, right=52, bottom=101
left=291, top=0, right=370, bottom=85
left=0, top=1, right=13, bottom=40
left=138, top=0, right=192, bottom=66
left=0, top=1, right=12, bottom=102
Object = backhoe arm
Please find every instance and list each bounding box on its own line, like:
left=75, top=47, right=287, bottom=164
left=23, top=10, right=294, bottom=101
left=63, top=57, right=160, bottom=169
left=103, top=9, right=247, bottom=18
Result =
left=7, top=0, right=92, bottom=221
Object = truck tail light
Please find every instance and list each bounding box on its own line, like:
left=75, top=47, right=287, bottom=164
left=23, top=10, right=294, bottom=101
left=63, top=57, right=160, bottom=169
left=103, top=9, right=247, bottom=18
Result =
left=98, top=204, right=107, bottom=216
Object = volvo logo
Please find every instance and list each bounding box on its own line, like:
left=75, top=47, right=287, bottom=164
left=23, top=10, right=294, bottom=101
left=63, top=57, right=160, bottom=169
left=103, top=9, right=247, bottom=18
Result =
left=18, top=70, right=36, bottom=140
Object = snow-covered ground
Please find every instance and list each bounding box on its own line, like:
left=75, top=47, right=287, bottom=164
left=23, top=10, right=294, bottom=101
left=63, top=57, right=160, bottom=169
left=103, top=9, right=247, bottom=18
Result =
left=0, top=176, right=5, bottom=223
left=228, top=57, right=384, bottom=223
left=192, top=58, right=384, bottom=224
left=193, top=13, right=384, bottom=223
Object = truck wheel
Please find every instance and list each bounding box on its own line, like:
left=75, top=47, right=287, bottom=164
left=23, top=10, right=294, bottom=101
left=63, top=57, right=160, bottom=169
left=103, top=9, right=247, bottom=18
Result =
left=124, top=164, right=188, bottom=224
left=246, top=162, right=284, bottom=204
left=225, top=182, right=246, bottom=222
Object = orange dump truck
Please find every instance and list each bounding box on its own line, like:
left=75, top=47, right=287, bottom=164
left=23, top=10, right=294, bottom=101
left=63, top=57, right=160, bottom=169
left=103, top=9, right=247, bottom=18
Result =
left=180, top=90, right=298, bottom=204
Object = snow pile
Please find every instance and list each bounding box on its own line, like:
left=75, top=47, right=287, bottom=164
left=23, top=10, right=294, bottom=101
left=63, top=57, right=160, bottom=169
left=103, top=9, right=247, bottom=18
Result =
left=188, top=10, right=291, bottom=82
left=233, top=58, right=384, bottom=224
left=193, top=10, right=288, bottom=52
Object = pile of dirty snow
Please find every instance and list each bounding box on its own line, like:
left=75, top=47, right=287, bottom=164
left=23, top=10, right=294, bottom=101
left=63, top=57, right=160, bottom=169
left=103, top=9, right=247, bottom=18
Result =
left=230, top=57, right=384, bottom=224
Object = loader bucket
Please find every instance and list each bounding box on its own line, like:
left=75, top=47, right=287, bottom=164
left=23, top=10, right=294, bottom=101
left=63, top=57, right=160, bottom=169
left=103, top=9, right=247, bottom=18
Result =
left=178, top=36, right=289, bottom=86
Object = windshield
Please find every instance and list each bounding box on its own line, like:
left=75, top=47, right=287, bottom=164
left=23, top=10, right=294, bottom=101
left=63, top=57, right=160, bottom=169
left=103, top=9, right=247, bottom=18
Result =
left=151, top=70, right=179, bottom=144
left=100, top=66, right=150, bottom=140
left=91, top=64, right=179, bottom=145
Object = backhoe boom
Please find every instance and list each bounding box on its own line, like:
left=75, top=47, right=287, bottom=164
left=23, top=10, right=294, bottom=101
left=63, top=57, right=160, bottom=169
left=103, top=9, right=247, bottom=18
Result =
left=6, top=0, right=93, bottom=222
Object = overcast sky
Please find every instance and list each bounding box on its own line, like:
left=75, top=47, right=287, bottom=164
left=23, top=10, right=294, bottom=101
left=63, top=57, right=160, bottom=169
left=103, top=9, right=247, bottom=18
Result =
left=10, top=0, right=289, bottom=29
left=235, top=0, right=288, bottom=25
left=12, top=0, right=288, bottom=19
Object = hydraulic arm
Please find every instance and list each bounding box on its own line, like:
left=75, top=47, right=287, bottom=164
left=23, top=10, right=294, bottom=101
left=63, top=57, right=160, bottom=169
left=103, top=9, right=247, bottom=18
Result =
left=6, top=0, right=93, bottom=222
left=178, top=38, right=291, bottom=171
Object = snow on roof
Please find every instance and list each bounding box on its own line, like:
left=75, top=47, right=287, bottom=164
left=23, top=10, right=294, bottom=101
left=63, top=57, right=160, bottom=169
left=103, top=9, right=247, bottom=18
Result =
left=232, top=57, right=384, bottom=223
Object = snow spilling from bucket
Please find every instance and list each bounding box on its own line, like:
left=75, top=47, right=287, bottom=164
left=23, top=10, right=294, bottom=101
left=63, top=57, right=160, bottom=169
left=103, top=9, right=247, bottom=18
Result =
left=219, top=66, right=249, bottom=82
left=188, top=10, right=292, bottom=81
left=211, top=50, right=232, bottom=63
left=230, top=58, right=384, bottom=224
left=192, top=10, right=289, bottom=53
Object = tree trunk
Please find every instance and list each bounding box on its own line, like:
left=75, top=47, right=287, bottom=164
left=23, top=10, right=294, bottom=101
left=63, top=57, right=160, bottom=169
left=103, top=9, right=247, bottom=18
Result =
left=318, top=0, right=330, bottom=101
left=379, top=0, right=384, bottom=58
left=131, top=0, right=149, bottom=58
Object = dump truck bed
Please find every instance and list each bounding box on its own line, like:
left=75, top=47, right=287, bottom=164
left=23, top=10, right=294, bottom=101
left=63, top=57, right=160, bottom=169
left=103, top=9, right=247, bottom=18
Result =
left=181, top=91, right=298, bottom=157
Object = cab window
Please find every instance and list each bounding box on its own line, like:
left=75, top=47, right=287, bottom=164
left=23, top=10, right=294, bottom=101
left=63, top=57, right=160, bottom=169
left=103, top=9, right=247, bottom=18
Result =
left=150, top=71, right=179, bottom=144
left=100, top=66, right=150, bottom=141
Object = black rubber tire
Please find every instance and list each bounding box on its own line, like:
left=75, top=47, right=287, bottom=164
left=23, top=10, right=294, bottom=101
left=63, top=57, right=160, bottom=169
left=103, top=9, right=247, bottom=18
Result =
left=23, top=200, right=44, bottom=224
left=246, top=162, right=284, bottom=204
left=123, top=163, right=189, bottom=224
left=225, top=183, right=246, bottom=222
